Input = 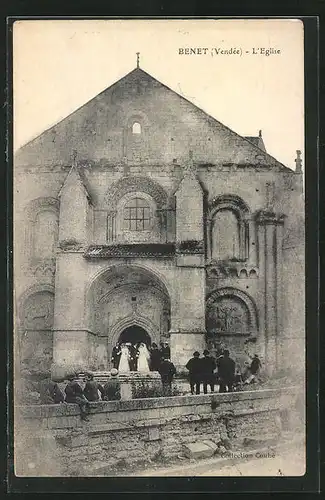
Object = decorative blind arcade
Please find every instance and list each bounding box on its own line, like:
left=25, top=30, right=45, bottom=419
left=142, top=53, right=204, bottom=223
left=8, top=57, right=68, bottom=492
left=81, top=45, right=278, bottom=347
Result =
left=123, top=198, right=151, bottom=231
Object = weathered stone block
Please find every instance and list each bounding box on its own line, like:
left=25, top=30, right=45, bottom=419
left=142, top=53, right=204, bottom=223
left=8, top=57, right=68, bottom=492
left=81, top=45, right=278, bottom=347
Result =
left=70, top=434, right=89, bottom=448
left=202, top=440, right=219, bottom=453
left=182, top=441, right=215, bottom=459
left=147, top=427, right=160, bottom=441
left=47, top=416, right=80, bottom=429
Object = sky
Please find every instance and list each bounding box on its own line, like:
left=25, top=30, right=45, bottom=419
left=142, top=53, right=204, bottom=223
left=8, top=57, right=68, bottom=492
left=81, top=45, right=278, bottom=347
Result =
left=13, top=19, right=304, bottom=170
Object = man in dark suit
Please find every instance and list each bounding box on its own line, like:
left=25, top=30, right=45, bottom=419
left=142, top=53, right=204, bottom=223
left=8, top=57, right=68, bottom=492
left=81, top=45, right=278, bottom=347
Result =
left=201, top=349, right=217, bottom=394
left=158, top=357, right=176, bottom=396
left=217, top=349, right=236, bottom=393
left=129, top=343, right=138, bottom=371
left=111, top=343, right=121, bottom=369
left=103, top=368, right=121, bottom=401
left=64, top=373, right=90, bottom=421
left=83, top=372, right=105, bottom=401
left=149, top=343, right=162, bottom=371
left=185, top=351, right=202, bottom=395
left=38, top=371, right=65, bottom=404
left=160, top=341, right=170, bottom=360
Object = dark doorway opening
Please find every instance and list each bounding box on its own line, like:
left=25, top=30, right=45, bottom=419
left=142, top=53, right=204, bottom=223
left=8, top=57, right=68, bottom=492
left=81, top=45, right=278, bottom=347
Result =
left=118, top=325, right=151, bottom=346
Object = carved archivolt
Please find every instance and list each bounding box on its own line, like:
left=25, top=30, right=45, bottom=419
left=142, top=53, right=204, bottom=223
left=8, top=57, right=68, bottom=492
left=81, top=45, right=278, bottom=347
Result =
left=25, top=197, right=60, bottom=264
left=207, top=194, right=251, bottom=262
left=109, top=314, right=160, bottom=348
left=208, top=194, right=250, bottom=218
left=206, top=287, right=258, bottom=333
left=105, top=175, right=169, bottom=210
left=17, top=284, right=55, bottom=330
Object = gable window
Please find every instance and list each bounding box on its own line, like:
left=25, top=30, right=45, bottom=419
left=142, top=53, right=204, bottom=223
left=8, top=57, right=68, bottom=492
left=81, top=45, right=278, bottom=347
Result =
left=123, top=197, right=151, bottom=231
left=132, top=122, right=141, bottom=134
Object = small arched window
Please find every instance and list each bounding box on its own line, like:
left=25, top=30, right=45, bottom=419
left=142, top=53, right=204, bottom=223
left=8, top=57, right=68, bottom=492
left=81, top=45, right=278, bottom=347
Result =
left=123, top=197, right=151, bottom=231
left=132, top=122, right=141, bottom=134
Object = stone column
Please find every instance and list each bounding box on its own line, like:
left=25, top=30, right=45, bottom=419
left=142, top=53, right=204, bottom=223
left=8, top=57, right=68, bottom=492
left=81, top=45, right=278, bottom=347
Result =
left=52, top=254, right=89, bottom=371
left=157, top=208, right=168, bottom=243
left=256, top=210, right=284, bottom=375
left=206, top=217, right=212, bottom=261
left=275, top=220, right=285, bottom=370
left=52, top=166, right=92, bottom=376
left=248, top=218, right=257, bottom=267
left=170, top=166, right=206, bottom=369
left=256, top=217, right=266, bottom=361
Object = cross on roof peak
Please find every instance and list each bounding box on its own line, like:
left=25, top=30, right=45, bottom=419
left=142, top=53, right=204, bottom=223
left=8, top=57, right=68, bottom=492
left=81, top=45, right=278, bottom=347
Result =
left=136, top=52, right=140, bottom=68
left=71, top=149, right=78, bottom=167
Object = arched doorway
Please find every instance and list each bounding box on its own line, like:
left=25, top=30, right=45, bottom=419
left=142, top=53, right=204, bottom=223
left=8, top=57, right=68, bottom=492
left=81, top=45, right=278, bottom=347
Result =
left=87, top=264, right=171, bottom=370
left=118, top=325, right=151, bottom=347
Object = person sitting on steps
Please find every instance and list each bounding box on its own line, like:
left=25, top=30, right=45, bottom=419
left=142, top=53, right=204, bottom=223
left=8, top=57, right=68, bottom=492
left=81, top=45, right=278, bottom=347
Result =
left=83, top=372, right=105, bottom=401
left=64, top=372, right=91, bottom=421
left=102, top=368, right=121, bottom=401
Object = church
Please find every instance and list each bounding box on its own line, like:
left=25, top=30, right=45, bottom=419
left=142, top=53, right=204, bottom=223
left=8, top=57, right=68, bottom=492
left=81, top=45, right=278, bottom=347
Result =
left=14, top=61, right=305, bottom=376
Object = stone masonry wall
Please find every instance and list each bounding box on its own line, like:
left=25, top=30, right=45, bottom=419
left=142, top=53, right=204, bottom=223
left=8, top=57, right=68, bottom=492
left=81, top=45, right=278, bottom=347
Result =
left=15, top=387, right=302, bottom=476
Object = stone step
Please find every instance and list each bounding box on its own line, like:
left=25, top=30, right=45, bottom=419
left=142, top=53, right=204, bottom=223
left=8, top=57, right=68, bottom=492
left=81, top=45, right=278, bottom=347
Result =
left=182, top=441, right=216, bottom=460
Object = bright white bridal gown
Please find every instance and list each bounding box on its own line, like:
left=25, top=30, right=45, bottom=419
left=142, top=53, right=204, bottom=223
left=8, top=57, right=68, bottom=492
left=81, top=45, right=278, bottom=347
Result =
left=118, top=345, right=131, bottom=373
left=137, top=344, right=150, bottom=372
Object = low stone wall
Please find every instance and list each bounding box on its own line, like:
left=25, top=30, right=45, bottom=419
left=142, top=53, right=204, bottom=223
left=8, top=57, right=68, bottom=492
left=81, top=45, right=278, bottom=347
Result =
left=15, top=386, right=303, bottom=476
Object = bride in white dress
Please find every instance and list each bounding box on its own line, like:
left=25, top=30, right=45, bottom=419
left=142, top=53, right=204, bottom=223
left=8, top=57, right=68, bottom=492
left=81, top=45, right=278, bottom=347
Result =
left=137, top=343, right=150, bottom=372
left=118, top=343, right=131, bottom=373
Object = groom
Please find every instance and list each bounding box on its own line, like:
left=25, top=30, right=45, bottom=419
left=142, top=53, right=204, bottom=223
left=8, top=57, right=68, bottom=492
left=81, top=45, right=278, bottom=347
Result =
left=127, top=343, right=138, bottom=371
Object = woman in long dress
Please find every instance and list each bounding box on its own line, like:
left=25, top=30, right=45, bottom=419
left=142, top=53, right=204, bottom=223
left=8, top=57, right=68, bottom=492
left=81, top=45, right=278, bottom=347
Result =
left=137, top=343, right=150, bottom=372
left=118, top=344, right=131, bottom=373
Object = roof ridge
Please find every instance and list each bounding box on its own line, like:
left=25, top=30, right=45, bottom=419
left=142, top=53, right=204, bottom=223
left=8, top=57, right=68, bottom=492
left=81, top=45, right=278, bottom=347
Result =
left=15, top=67, right=141, bottom=151
left=16, top=66, right=292, bottom=172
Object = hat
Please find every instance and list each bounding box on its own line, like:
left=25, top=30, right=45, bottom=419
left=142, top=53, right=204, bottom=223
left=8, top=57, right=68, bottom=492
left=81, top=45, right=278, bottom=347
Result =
left=110, top=368, right=118, bottom=377
left=193, top=351, right=200, bottom=357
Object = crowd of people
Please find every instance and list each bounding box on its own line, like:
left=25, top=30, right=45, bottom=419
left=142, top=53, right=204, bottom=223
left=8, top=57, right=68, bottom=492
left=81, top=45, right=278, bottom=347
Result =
left=112, top=340, right=177, bottom=396
left=18, top=370, right=124, bottom=421
left=185, top=349, right=262, bottom=395
left=111, top=341, right=171, bottom=373
left=17, top=346, right=262, bottom=420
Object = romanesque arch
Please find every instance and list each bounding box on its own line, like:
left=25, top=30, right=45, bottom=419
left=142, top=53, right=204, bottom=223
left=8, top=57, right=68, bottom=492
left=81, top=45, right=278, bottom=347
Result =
left=17, top=284, right=55, bottom=370
left=25, top=197, right=59, bottom=262
left=207, top=194, right=251, bottom=262
left=86, top=264, right=171, bottom=368
left=105, top=175, right=169, bottom=210
left=206, top=287, right=258, bottom=336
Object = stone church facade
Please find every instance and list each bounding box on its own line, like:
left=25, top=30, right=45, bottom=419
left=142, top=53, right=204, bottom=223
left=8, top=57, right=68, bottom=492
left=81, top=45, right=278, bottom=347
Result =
left=14, top=66, right=305, bottom=375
